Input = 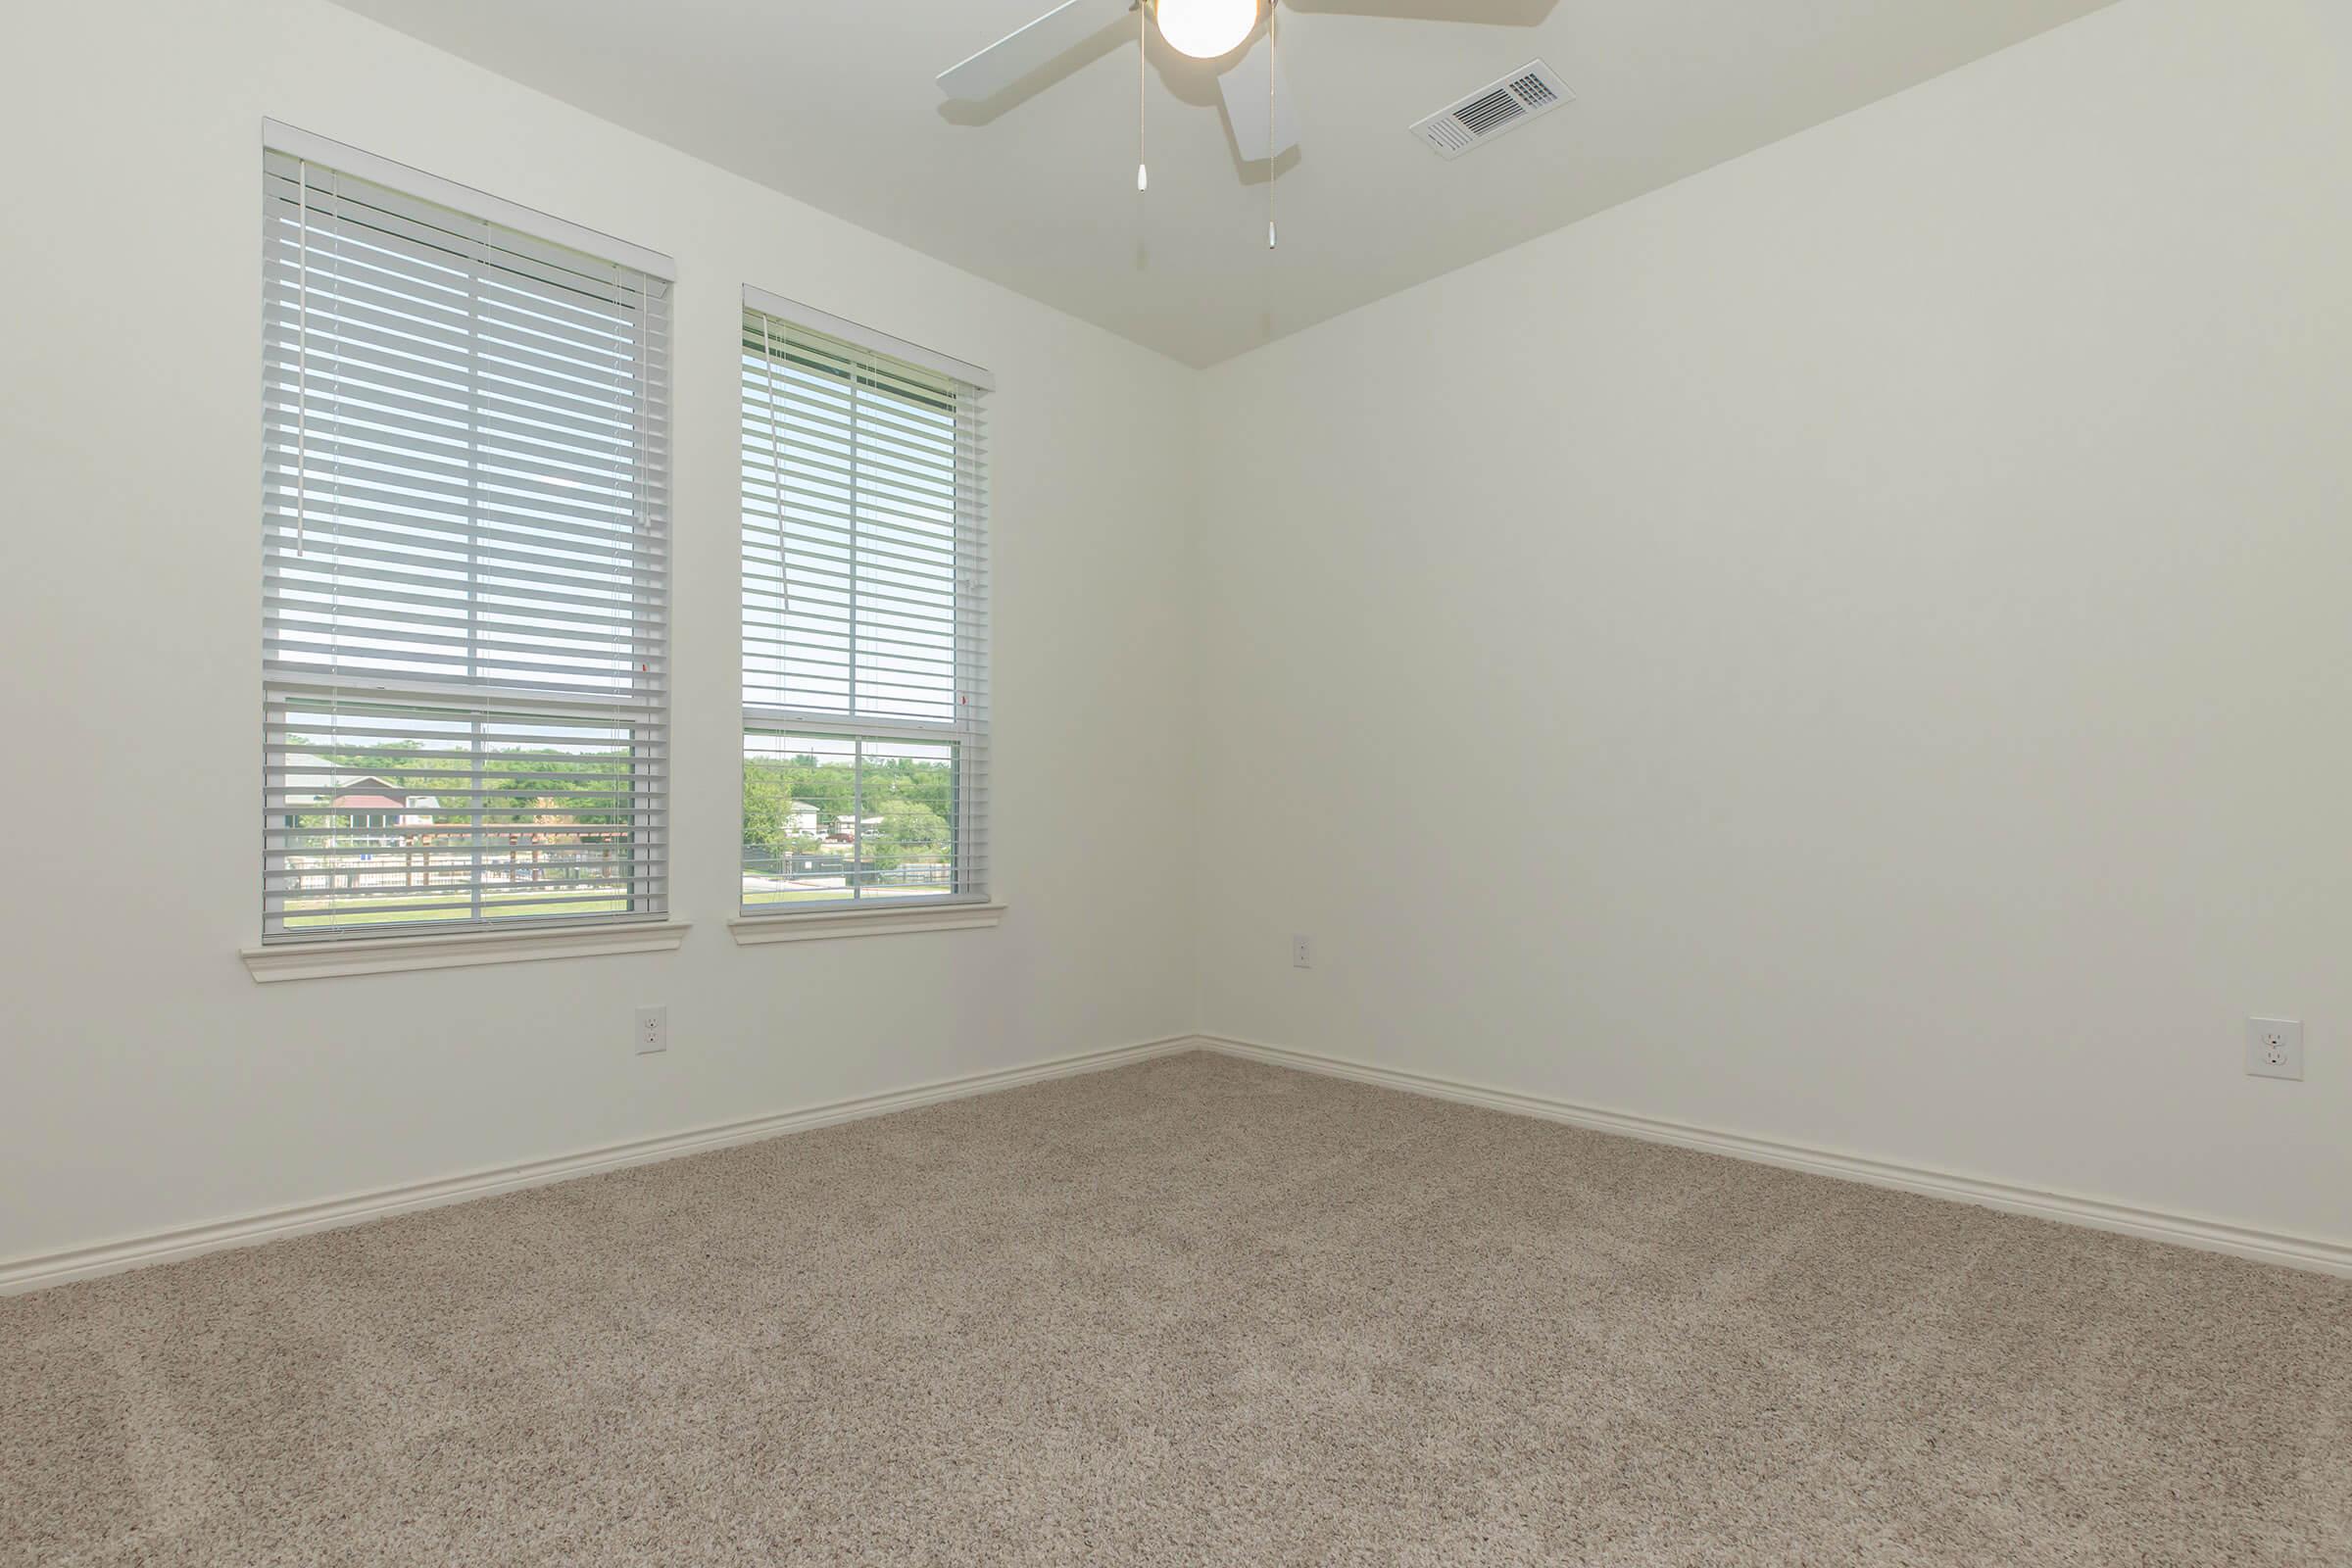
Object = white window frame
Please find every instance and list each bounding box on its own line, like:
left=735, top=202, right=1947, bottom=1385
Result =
left=734, top=286, right=995, bottom=938
left=253, top=123, right=678, bottom=972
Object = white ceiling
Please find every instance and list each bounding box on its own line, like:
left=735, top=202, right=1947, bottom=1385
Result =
left=327, top=0, right=2120, bottom=367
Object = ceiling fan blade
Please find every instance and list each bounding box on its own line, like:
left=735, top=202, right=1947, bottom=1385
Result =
left=938, top=0, right=1135, bottom=101
left=1218, top=34, right=1299, bottom=163
left=1278, top=0, right=1553, bottom=22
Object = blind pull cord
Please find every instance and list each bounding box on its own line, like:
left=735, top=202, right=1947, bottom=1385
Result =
left=294, top=160, right=310, bottom=556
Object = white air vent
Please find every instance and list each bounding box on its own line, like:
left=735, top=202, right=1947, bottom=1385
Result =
left=1410, top=61, right=1573, bottom=160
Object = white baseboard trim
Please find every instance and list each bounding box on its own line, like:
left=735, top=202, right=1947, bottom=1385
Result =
left=0, top=1033, right=1196, bottom=1296
left=1197, top=1034, right=2352, bottom=1280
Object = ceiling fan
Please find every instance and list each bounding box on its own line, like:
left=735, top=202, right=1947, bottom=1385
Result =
left=937, top=0, right=1541, bottom=247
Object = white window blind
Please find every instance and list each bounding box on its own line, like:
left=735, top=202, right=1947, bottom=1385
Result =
left=262, top=138, right=672, bottom=941
left=739, top=298, right=989, bottom=914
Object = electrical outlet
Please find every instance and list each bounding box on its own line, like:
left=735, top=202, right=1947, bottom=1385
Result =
left=2245, top=1017, right=2302, bottom=1081
left=635, top=1004, right=668, bottom=1055
left=1292, top=934, right=1312, bottom=969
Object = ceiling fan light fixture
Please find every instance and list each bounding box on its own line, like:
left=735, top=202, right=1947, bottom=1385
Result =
left=1154, top=0, right=1260, bottom=62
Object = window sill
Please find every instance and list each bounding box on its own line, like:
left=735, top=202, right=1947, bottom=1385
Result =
left=242, top=920, right=690, bottom=983
left=729, top=903, right=1005, bottom=946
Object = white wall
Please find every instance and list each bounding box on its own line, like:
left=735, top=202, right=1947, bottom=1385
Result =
left=0, top=0, right=1198, bottom=1262
left=1193, top=0, right=2352, bottom=1247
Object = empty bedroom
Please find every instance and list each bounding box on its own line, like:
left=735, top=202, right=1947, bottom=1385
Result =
left=2, top=0, right=2347, bottom=1562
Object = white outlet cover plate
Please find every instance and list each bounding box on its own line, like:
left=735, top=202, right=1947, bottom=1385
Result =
left=2245, top=1017, right=2304, bottom=1081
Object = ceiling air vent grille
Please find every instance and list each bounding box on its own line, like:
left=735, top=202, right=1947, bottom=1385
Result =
left=1507, top=71, right=1559, bottom=109
left=1455, top=88, right=1526, bottom=136
left=1410, top=61, right=1573, bottom=160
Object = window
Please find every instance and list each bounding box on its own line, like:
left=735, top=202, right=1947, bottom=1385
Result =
left=262, top=128, right=672, bottom=941
left=739, top=293, right=990, bottom=915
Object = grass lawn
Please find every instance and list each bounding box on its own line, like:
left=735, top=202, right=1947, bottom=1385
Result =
left=285, top=889, right=632, bottom=928
left=740, top=887, right=954, bottom=907
left=288, top=880, right=955, bottom=928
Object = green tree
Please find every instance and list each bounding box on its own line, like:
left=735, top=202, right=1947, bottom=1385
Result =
left=742, top=761, right=795, bottom=855
left=864, top=797, right=948, bottom=875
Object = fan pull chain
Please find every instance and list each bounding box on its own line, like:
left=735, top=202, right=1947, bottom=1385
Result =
left=1137, top=1, right=1149, bottom=192
left=1266, top=4, right=1277, bottom=249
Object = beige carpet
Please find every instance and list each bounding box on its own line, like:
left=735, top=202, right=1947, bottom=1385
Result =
left=4, top=1051, right=2348, bottom=1566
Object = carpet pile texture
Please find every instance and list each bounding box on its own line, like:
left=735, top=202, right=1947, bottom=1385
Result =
left=4, top=1050, right=2348, bottom=1565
